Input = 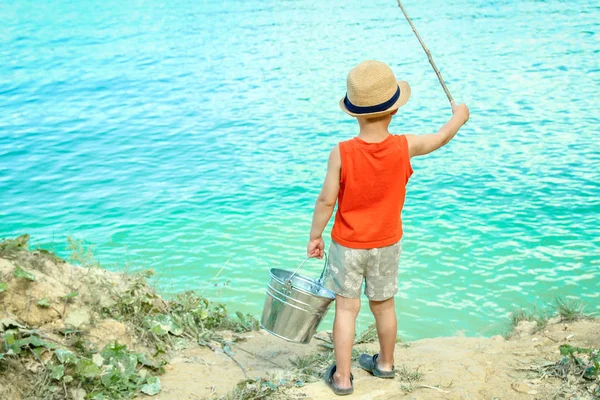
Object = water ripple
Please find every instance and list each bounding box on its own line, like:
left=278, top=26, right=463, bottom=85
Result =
left=1, top=0, right=599, bottom=340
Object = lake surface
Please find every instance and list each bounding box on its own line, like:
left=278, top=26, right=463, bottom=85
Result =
left=1, top=0, right=598, bottom=340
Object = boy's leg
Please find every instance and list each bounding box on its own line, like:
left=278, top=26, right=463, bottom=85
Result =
left=369, top=297, right=396, bottom=371
left=333, top=295, right=360, bottom=389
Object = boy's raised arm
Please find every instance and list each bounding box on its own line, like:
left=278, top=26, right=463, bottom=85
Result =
left=307, top=145, right=341, bottom=259
left=406, top=101, right=470, bottom=158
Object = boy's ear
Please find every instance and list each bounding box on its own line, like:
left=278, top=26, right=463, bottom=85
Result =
left=390, top=110, right=398, bottom=116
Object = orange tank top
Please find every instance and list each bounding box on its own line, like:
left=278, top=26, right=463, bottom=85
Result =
left=331, top=134, right=413, bottom=249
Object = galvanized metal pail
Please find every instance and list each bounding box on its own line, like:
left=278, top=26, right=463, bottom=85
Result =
left=261, top=256, right=335, bottom=344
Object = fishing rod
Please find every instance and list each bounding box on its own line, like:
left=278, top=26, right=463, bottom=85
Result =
left=397, top=0, right=454, bottom=104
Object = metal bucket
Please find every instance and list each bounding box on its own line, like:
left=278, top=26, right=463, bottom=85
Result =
left=261, top=257, right=335, bottom=344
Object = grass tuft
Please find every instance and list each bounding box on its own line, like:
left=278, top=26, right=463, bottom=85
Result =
left=554, top=297, right=588, bottom=322
left=508, top=296, right=592, bottom=337
left=354, top=322, right=378, bottom=345
left=397, top=364, right=422, bottom=381
left=509, top=306, right=550, bottom=333
left=397, top=365, right=422, bottom=392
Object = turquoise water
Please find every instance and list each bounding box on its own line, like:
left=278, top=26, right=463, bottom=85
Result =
left=1, top=0, right=599, bottom=340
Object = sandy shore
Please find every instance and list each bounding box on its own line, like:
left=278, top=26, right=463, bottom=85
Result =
left=1, top=240, right=598, bottom=400
left=154, top=319, right=599, bottom=399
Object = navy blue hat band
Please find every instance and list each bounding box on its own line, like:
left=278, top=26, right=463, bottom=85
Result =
left=344, top=85, right=400, bottom=114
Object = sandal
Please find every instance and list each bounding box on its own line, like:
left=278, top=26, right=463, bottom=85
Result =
left=358, top=353, right=395, bottom=378
left=324, top=364, right=354, bottom=396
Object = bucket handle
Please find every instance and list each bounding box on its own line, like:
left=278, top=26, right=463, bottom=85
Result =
left=285, top=253, right=328, bottom=291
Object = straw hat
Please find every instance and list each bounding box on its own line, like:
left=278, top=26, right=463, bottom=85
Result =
left=340, top=60, right=411, bottom=118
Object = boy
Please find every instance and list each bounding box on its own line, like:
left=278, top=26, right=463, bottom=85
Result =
left=307, top=60, right=469, bottom=395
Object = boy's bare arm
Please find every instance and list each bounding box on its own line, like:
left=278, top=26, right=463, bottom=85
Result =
left=406, top=101, right=470, bottom=158
left=307, top=145, right=341, bottom=259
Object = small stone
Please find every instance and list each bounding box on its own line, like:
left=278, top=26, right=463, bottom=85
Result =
left=64, top=309, right=91, bottom=328
left=92, top=353, right=103, bottom=367
left=548, top=317, right=561, bottom=324
left=70, top=388, right=86, bottom=400
left=514, top=321, right=537, bottom=337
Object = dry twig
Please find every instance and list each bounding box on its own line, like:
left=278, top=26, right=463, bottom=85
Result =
left=416, top=384, right=450, bottom=393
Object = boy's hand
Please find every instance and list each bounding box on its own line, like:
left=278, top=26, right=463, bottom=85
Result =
left=307, top=236, right=325, bottom=259
left=407, top=101, right=470, bottom=158
left=451, top=101, right=470, bottom=124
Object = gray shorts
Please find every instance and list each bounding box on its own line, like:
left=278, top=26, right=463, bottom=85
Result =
left=322, top=240, right=401, bottom=301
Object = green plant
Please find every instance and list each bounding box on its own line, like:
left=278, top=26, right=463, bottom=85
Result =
left=508, top=297, right=592, bottom=338
left=1, top=324, right=164, bottom=400
left=509, top=306, right=550, bottom=330
left=397, top=365, right=422, bottom=381
left=539, top=345, right=599, bottom=397
left=36, top=248, right=65, bottom=264
left=0, top=234, right=30, bottom=258
left=291, top=349, right=360, bottom=380
left=397, top=365, right=422, bottom=393
left=554, top=297, right=588, bottom=322
left=67, top=236, right=100, bottom=268
left=221, top=377, right=292, bottom=400
left=1, top=234, right=266, bottom=399
left=354, top=322, right=378, bottom=344
left=510, top=308, right=533, bottom=326
left=61, top=291, right=79, bottom=319
left=291, top=350, right=335, bottom=378
left=13, top=266, right=36, bottom=281
left=104, top=274, right=258, bottom=353
left=507, top=304, right=555, bottom=339
left=1, top=328, right=55, bottom=357
left=37, top=298, right=50, bottom=308
left=234, top=311, right=260, bottom=332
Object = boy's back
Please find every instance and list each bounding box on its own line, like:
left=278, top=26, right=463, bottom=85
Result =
left=332, top=134, right=412, bottom=249
left=306, top=60, right=469, bottom=396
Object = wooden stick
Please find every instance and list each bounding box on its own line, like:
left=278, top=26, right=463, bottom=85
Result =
left=397, top=0, right=454, bottom=104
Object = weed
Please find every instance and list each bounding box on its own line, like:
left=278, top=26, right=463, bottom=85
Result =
left=538, top=344, right=599, bottom=398
left=508, top=297, right=592, bottom=337
left=221, top=377, right=288, bottom=400
left=509, top=306, right=550, bottom=332
left=0, top=234, right=30, bottom=258
left=61, top=291, right=79, bottom=320
left=397, top=364, right=422, bottom=381
left=1, top=235, right=65, bottom=269
left=354, top=322, right=378, bottom=344
left=291, top=348, right=360, bottom=380
left=37, top=298, right=50, bottom=308
left=67, top=236, right=100, bottom=268
left=554, top=297, right=589, bottom=322
left=103, top=272, right=259, bottom=354
left=0, top=321, right=164, bottom=399
left=35, top=248, right=65, bottom=265
left=397, top=365, right=422, bottom=393
left=1, top=235, right=262, bottom=399
left=13, top=265, right=36, bottom=281
left=291, top=350, right=335, bottom=378
left=400, top=383, right=414, bottom=392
